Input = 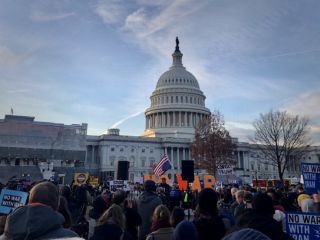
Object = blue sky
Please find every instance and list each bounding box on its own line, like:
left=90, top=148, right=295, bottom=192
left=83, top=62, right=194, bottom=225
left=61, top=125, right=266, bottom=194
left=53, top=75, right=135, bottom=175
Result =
left=0, top=0, right=319, bottom=144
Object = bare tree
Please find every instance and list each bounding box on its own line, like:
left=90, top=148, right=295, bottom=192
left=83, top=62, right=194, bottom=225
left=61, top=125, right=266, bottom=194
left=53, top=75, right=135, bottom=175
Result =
left=251, top=110, right=310, bottom=183
left=190, top=110, right=236, bottom=175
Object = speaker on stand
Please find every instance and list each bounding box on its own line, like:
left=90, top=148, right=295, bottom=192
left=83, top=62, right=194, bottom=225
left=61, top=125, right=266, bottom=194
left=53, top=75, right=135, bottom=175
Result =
left=117, top=161, right=130, bottom=180
left=181, top=160, right=194, bottom=183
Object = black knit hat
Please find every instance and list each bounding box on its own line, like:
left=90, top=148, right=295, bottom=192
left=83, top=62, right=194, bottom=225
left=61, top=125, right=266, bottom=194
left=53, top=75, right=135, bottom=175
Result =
left=198, top=188, right=218, bottom=214
left=144, top=180, right=156, bottom=192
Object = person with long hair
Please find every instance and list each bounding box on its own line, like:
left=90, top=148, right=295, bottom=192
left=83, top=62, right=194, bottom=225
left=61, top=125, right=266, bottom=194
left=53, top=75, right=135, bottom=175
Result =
left=146, top=205, right=174, bottom=240
left=90, top=204, right=132, bottom=240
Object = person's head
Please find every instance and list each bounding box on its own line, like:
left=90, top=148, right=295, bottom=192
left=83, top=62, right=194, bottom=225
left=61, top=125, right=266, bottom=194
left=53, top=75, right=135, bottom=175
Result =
left=252, top=193, right=274, bottom=217
left=161, top=178, right=166, bottom=184
left=144, top=180, right=156, bottom=192
left=170, top=207, right=185, bottom=228
left=235, top=190, right=245, bottom=204
left=301, top=198, right=314, bottom=213
left=152, top=204, right=170, bottom=224
left=297, top=194, right=311, bottom=208
left=198, top=188, right=218, bottom=215
left=29, top=182, right=59, bottom=210
left=98, top=204, right=125, bottom=229
left=172, top=220, right=199, bottom=240
left=231, top=187, right=238, bottom=198
left=112, top=190, right=127, bottom=205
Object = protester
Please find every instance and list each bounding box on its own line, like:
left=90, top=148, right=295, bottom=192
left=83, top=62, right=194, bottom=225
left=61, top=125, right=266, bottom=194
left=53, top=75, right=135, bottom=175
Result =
left=170, top=207, right=185, bottom=228
left=58, top=196, right=73, bottom=229
left=172, top=220, right=199, bottom=240
left=90, top=204, right=132, bottom=240
left=88, top=193, right=111, bottom=239
left=193, top=188, right=226, bottom=240
left=235, top=193, right=290, bottom=240
left=112, top=190, right=142, bottom=240
left=137, top=180, right=162, bottom=240
left=146, top=205, right=174, bottom=240
left=0, top=181, right=78, bottom=240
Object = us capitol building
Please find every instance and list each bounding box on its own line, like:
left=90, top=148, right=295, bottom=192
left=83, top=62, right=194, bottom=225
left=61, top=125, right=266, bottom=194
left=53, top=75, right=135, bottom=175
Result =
left=0, top=39, right=319, bottom=184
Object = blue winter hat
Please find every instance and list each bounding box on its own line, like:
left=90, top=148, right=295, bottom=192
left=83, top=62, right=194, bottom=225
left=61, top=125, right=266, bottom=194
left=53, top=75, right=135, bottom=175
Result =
left=172, top=221, right=199, bottom=240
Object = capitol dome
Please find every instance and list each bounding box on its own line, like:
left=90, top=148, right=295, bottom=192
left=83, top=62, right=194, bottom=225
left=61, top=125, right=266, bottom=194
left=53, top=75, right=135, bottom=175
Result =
left=142, top=38, right=210, bottom=139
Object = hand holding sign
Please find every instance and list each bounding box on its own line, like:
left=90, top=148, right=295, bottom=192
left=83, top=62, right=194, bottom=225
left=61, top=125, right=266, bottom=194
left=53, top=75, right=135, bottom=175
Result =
left=0, top=189, right=28, bottom=214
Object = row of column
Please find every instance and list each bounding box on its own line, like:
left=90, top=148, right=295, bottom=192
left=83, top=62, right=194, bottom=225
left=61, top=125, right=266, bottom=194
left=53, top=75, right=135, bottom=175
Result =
left=163, top=147, right=190, bottom=172
left=87, top=145, right=98, bottom=163
left=146, top=111, right=208, bottom=129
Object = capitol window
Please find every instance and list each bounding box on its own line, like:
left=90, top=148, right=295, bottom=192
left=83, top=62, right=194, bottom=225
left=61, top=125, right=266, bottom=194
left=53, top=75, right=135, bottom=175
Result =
left=142, top=149, right=145, bottom=153
left=111, top=147, right=115, bottom=152
left=181, top=96, right=183, bottom=103
left=171, top=96, right=173, bottom=103
left=176, top=96, right=178, bottom=102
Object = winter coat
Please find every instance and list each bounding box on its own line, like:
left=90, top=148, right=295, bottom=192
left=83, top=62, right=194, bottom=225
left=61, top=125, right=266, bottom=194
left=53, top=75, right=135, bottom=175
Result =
left=136, top=192, right=162, bottom=240
left=146, top=227, right=174, bottom=240
left=0, top=204, right=78, bottom=240
left=90, top=223, right=132, bottom=240
left=193, top=214, right=226, bottom=240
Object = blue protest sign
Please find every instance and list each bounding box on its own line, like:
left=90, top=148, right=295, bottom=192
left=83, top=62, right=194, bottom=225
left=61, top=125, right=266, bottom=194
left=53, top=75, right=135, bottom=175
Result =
left=286, top=212, right=320, bottom=240
left=0, top=189, right=28, bottom=214
left=301, top=162, right=320, bottom=194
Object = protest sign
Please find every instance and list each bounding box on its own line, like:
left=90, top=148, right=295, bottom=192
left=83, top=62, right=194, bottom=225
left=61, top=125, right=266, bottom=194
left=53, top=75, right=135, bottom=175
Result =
left=286, top=212, right=320, bottom=240
left=217, top=165, right=233, bottom=176
left=109, top=180, right=130, bottom=192
left=88, top=176, right=99, bottom=187
left=74, top=173, right=89, bottom=185
left=301, top=162, right=320, bottom=194
left=0, top=189, right=28, bottom=214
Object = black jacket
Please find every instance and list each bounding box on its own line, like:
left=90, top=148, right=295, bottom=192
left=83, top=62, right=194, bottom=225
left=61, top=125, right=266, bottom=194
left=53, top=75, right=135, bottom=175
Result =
left=193, top=214, right=226, bottom=240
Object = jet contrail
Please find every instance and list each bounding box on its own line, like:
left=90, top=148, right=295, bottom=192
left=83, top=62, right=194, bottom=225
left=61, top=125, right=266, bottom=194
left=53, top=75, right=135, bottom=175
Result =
left=111, top=110, right=145, bottom=128
left=256, top=49, right=320, bottom=61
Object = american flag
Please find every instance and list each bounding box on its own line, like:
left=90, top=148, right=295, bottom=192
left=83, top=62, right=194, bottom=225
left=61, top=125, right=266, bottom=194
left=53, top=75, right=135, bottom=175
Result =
left=154, top=154, right=171, bottom=176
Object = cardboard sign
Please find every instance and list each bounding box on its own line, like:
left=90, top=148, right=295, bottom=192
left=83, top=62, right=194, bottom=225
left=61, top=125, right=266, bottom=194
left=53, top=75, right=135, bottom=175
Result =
left=217, top=165, right=233, bottom=175
left=301, top=163, right=320, bottom=194
left=0, top=189, right=28, bottom=214
left=286, top=212, right=320, bottom=240
left=74, top=173, right=89, bottom=185
left=89, top=176, right=99, bottom=187
left=109, top=180, right=130, bottom=192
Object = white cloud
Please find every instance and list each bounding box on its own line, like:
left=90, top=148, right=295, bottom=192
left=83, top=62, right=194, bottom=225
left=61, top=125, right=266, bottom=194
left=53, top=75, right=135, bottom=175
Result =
left=31, top=11, right=75, bottom=22
left=0, top=46, right=26, bottom=66
left=281, top=90, right=320, bottom=120
left=95, top=0, right=132, bottom=25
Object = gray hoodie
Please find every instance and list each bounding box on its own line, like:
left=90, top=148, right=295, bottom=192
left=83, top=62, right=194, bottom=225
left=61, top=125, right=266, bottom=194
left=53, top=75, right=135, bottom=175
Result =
left=0, top=204, right=78, bottom=240
left=137, top=192, right=162, bottom=240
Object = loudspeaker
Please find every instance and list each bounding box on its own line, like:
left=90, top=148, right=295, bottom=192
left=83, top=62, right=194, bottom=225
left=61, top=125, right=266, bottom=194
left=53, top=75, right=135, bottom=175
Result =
left=117, top=161, right=129, bottom=180
left=181, top=160, right=194, bottom=182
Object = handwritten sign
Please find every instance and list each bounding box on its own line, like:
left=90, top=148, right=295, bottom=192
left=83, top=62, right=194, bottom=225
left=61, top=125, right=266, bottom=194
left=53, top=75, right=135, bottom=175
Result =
left=301, top=163, right=320, bottom=194
left=0, top=189, right=28, bottom=214
left=217, top=165, right=233, bottom=175
left=286, top=212, right=320, bottom=240
left=109, top=180, right=129, bottom=192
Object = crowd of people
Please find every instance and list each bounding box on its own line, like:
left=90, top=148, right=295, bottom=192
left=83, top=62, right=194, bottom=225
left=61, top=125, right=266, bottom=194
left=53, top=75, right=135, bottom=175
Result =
left=0, top=177, right=319, bottom=240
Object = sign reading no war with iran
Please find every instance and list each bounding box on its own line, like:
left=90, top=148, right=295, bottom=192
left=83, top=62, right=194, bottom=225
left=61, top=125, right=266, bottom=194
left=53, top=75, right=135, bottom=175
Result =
left=301, top=162, right=320, bottom=194
left=286, top=212, right=320, bottom=240
left=0, top=189, right=28, bottom=214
